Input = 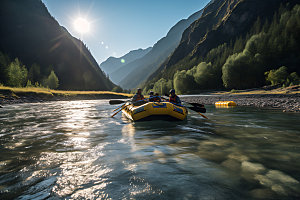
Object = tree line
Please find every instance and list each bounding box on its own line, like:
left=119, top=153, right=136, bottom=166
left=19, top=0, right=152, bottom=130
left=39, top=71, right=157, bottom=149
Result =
left=142, top=4, right=300, bottom=94
left=0, top=53, right=59, bottom=89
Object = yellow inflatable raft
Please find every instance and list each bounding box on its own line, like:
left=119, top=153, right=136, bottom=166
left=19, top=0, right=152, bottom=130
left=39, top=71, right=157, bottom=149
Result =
left=122, top=102, right=188, bottom=121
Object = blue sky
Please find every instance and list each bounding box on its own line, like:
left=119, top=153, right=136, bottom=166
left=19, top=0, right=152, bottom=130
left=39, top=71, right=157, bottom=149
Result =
left=42, top=0, right=211, bottom=64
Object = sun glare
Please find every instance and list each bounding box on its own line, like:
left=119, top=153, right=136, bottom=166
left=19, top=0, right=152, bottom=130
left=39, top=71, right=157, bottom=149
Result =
left=73, top=17, right=90, bottom=34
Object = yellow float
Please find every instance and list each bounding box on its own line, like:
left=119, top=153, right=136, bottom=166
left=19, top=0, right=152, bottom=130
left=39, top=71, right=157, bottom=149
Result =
left=215, top=101, right=237, bottom=107
left=122, top=102, right=188, bottom=121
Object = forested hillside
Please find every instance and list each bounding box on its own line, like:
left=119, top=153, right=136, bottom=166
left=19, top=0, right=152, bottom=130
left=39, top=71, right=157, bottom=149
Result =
left=143, top=0, right=300, bottom=94
left=0, top=0, right=114, bottom=90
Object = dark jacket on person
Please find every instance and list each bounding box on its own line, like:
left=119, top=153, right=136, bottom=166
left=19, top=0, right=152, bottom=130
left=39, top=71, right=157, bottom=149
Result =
left=153, top=95, right=161, bottom=102
left=132, top=93, right=144, bottom=102
left=149, top=95, right=161, bottom=102
left=149, top=95, right=154, bottom=102
left=169, top=95, right=181, bottom=105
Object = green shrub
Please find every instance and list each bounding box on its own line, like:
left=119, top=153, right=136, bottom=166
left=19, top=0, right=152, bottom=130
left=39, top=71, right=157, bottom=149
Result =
left=7, top=58, right=28, bottom=87
left=112, top=86, right=123, bottom=93
left=265, top=66, right=289, bottom=86
left=26, top=80, right=33, bottom=87
left=44, top=70, right=59, bottom=89
left=173, top=70, right=196, bottom=94
left=153, top=78, right=172, bottom=95
left=288, top=72, right=300, bottom=86
left=192, top=62, right=217, bottom=89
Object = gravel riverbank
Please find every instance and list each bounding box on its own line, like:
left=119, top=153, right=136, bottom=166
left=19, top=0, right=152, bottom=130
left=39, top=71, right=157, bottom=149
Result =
left=1, top=90, right=299, bottom=113
left=181, top=94, right=300, bottom=112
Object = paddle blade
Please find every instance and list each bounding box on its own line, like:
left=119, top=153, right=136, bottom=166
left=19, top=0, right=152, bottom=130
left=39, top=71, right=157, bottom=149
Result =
left=188, top=106, right=206, bottom=113
left=109, top=100, right=125, bottom=105
left=188, top=102, right=204, bottom=108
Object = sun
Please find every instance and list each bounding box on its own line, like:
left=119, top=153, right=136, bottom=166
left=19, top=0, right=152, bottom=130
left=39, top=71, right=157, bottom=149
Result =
left=73, top=17, right=90, bottom=34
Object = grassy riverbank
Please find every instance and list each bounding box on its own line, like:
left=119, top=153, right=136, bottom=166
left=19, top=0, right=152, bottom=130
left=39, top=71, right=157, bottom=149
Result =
left=211, top=85, right=300, bottom=95
left=0, top=86, right=132, bottom=105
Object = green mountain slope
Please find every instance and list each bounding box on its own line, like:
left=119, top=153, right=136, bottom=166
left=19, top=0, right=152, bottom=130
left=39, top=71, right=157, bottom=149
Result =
left=144, top=0, right=300, bottom=93
left=0, top=0, right=114, bottom=90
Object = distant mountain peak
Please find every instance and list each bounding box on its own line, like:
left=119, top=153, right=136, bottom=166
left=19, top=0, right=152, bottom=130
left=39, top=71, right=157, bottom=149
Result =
left=100, top=47, right=152, bottom=76
left=112, top=6, right=206, bottom=89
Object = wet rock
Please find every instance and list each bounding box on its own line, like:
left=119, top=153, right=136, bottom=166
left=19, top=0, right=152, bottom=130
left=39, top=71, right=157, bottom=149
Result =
left=221, top=159, right=241, bottom=171
left=254, top=170, right=300, bottom=196
left=250, top=188, right=275, bottom=199
left=267, top=170, right=299, bottom=186
left=255, top=174, right=273, bottom=187
left=177, top=138, right=198, bottom=145
left=196, top=148, right=227, bottom=163
left=227, top=153, right=249, bottom=162
left=241, top=161, right=266, bottom=174
left=271, top=184, right=286, bottom=195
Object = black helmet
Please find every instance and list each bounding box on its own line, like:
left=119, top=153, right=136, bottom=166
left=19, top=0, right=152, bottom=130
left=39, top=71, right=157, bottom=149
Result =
left=169, top=89, right=175, bottom=94
left=137, top=88, right=142, bottom=92
left=149, top=91, right=154, bottom=95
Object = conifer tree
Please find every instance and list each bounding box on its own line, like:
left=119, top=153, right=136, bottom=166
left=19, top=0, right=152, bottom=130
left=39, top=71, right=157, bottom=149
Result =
left=0, top=52, right=10, bottom=84
left=45, top=70, right=59, bottom=89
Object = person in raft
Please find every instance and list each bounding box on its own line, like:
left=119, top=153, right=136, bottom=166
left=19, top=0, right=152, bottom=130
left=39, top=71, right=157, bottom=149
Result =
left=153, top=92, right=161, bottom=102
left=149, top=91, right=161, bottom=102
left=169, top=89, right=181, bottom=105
left=148, top=91, right=154, bottom=102
left=132, top=88, right=146, bottom=106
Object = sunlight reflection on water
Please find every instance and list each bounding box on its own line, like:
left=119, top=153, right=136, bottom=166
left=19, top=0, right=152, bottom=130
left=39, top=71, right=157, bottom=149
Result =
left=0, top=100, right=299, bottom=199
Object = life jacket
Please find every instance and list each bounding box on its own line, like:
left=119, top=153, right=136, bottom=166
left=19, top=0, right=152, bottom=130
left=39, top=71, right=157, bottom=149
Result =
left=153, top=96, right=161, bottom=102
left=136, top=94, right=144, bottom=101
left=149, top=95, right=154, bottom=102
left=169, top=95, right=178, bottom=103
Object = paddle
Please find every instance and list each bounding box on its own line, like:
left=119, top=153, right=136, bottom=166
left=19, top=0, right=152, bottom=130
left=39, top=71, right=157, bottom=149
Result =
left=188, top=107, right=208, bottom=119
left=199, top=113, right=208, bottom=119
left=187, top=102, right=205, bottom=108
left=109, top=99, right=126, bottom=105
left=163, top=94, right=206, bottom=112
left=111, top=107, right=123, bottom=117
left=186, top=103, right=208, bottom=119
left=163, top=94, right=208, bottom=119
left=111, top=104, right=129, bottom=117
left=187, top=106, right=206, bottom=113
left=111, top=98, right=149, bottom=117
left=113, top=103, right=126, bottom=112
left=110, top=100, right=128, bottom=114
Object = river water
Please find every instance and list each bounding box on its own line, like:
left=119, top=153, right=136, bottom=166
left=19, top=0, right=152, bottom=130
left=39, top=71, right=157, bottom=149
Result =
left=0, top=100, right=299, bottom=199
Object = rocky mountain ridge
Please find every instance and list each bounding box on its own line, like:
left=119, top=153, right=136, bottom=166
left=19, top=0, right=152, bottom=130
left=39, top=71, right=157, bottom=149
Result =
left=0, top=0, right=114, bottom=90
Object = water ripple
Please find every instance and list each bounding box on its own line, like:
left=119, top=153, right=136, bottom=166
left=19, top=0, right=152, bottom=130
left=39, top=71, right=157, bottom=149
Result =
left=0, top=101, right=299, bottom=199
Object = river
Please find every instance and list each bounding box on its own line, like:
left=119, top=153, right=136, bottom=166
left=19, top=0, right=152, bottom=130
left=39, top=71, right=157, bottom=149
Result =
left=0, top=100, right=299, bottom=199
